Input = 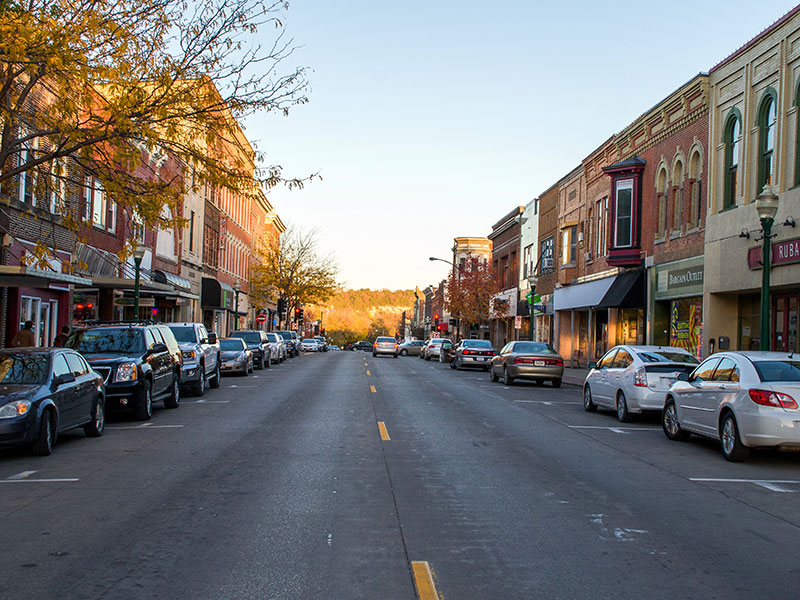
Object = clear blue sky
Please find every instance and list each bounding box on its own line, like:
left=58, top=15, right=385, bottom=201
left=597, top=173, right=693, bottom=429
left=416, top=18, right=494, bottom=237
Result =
left=244, top=0, right=797, bottom=291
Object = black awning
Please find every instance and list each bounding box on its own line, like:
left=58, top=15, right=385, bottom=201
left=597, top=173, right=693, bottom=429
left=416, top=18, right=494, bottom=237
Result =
left=597, top=269, right=645, bottom=309
left=202, top=277, right=234, bottom=310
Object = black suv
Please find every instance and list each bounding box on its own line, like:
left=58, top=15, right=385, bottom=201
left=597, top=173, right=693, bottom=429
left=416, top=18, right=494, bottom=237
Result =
left=230, top=330, right=271, bottom=369
left=66, top=323, right=182, bottom=420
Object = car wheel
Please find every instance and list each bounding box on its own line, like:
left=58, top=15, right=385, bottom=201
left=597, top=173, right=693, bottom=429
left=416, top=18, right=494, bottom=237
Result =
left=534, top=379, right=544, bottom=386
left=490, top=367, right=499, bottom=382
left=662, top=399, right=689, bottom=441
left=209, top=360, right=221, bottom=389
left=393, top=353, right=398, bottom=359
left=372, top=352, right=377, bottom=357
left=552, top=378, right=562, bottom=388
left=164, top=374, right=180, bottom=409
left=455, top=358, right=462, bottom=371
left=720, top=412, right=750, bottom=462
left=256, top=356, right=264, bottom=370
left=503, top=367, right=514, bottom=386
left=616, top=391, right=631, bottom=423
left=83, top=397, right=105, bottom=437
left=400, top=349, right=408, bottom=356
left=31, top=410, right=55, bottom=456
left=583, top=386, right=597, bottom=412
left=450, top=360, right=457, bottom=369
left=135, top=379, right=153, bottom=421
left=193, top=366, right=206, bottom=397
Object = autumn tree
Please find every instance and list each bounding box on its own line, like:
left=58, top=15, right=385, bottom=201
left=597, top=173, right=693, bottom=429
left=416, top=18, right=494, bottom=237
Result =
left=250, top=227, right=339, bottom=328
left=0, top=0, right=310, bottom=251
left=444, top=257, right=503, bottom=336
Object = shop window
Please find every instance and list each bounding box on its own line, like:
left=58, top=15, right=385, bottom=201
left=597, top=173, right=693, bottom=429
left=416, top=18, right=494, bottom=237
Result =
left=723, top=109, right=741, bottom=210
left=669, top=298, right=703, bottom=359
left=757, top=89, right=777, bottom=194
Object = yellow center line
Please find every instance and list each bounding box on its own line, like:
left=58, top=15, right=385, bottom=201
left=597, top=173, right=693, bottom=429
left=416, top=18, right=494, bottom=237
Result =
left=377, top=421, right=390, bottom=441
left=370, top=385, right=376, bottom=393
left=411, top=561, right=440, bottom=600
left=366, top=370, right=371, bottom=376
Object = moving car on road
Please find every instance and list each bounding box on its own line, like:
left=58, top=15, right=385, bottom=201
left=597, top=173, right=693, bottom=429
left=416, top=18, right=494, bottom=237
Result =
left=449, top=339, right=496, bottom=370
left=490, top=341, right=564, bottom=387
left=583, top=345, right=699, bottom=422
left=166, top=322, right=221, bottom=396
left=373, top=336, right=399, bottom=358
left=353, top=340, right=373, bottom=352
left=398, top=340, right=425, bottom=356
left=67, top=323, right=181, bottom=420
left=0, top=349, right=105, bottom=456
left=662, top=351, right=800, bottom=461
left=422, top=338, right=451, bottom=361
left=219, top=338, right=253, bottom=375
left=230, top=330, right=271, bottom=369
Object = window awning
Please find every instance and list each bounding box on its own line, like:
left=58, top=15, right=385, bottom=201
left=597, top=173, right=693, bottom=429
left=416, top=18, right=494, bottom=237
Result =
left=597, top=269, right=645, bottom=309
left=153, top=269, right=192, bottom=293
left=553, top=276, right=616, bottom=310
left=201, top=277, right=234, bottom=310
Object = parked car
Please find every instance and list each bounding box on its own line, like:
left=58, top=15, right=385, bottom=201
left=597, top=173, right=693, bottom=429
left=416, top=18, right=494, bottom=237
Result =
left=0, top=349, right=105, bottom=456
left=584, top=345, right=699, bottom=422
left=328, top=345, right=341, bottom=351
left=301, top=338, right=320, bottom=352
left=313, top=336, right=328, bottom=352
left=449, top=339, right=496, bottom=370
left=662, top=351, right=800, bottom=461
left=373, top=336, right=399, bottom=358
left=398, top=340, right=425, bottom=356
left=489, top=341, right=564, bottom=387
left=423, top=338, right=451, bottom=361
left=66, top=323, right=181, bottom=420
left=219, top=338, right=253, bottom=375
left=439, top=339, right=455, bottom=363
left=275, top=331, right=298, bottom=357
left=166, top=322, right=221, bottom=396
left=354, top=340, right=373, bottom=352
left=419, top=339, right=431, bottom=359
left=265, top=332, right=287, bottom=362
left=230, top=330, right=271, bottom=369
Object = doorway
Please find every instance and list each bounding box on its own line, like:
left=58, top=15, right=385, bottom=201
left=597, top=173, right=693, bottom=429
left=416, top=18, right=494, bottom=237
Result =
left=772, top=293, right=798, bottom=352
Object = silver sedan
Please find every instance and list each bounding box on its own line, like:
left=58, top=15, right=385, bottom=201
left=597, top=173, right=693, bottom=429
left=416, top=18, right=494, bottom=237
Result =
left=663, top=351, right=800, bottom=461
left=489, top=341, right=564, bottom=387
left=583, top=345, right=699, bottom=422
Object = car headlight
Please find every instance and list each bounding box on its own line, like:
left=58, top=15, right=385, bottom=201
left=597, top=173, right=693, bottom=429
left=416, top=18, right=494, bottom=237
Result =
left=115, top=362, right=138, bottom=382
left=0, top=400, right=32, bottom=419
left=238, top=352, right=247, bottom=361
left=183, top=350, right=196, bottom=360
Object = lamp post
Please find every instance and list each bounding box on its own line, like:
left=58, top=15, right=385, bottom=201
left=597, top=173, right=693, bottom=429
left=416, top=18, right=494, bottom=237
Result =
left=233, top=279, right=241, bottom=332
left=132, top=240, right=146, bottom=320
left=527, top=274, right=538, bottom=341
left=756, top=185, right=779, bottom=351
left=429, top=256, right=459, bottom=338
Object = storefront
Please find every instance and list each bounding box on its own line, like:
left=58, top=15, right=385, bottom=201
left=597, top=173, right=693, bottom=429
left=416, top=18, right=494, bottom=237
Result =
left=201, top=277, right=234, bottom=336
left=650, top=256, right=704, bottom=358
left=490, top=287, right=518, bottom=347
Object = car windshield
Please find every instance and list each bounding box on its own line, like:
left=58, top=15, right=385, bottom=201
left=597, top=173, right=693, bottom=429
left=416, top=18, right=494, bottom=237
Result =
left=514, top=342, right=556, bottom=354
left=0, top=353, right=49, bottom=384
left=220, top=339, right=245, bottom=351
left=754, top=360, right=800, bottom=382
left=636, top=350, right=699, bottom=365
left=377, top=337, right=395, bottom=343
left=277, top=332, right=292, bottom=341
left=232, top=332, right=261, bottom=344
left=67, top=328, right=145, bottom=354
left=167, top=326, right=196, bottom=343
left=463, top=340, right=493, bottom=349
left=266, top=333, right=278, bottom=342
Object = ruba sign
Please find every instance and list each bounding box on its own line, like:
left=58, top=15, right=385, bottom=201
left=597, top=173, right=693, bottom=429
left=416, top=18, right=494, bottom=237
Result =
left=748, top=237, right=800, bottom=269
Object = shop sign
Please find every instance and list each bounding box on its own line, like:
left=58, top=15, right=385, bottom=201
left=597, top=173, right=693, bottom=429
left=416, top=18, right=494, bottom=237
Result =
left=114, top=297, right=155, bottom=307
left=748, top=237, right=800, bottom=269
left=667, top=266, right=704, bottom=290
left=514, top=316, right=522, bottom=329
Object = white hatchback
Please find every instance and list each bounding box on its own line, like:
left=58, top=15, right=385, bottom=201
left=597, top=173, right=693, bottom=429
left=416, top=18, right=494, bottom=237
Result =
left=583, top=345, right=699, bottom=422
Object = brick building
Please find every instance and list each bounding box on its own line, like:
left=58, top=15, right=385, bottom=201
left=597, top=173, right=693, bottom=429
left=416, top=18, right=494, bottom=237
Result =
left=535, top=183, right=558, bottom=344
left=488, top=206, right=524, bottom=347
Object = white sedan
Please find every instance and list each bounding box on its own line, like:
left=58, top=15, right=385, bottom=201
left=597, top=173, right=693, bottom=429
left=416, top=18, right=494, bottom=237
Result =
left=583, top=345, right=699, bottom=422
left=300, top=339, right=320, bottom=352
left=663, top=351, right=800, bottom=461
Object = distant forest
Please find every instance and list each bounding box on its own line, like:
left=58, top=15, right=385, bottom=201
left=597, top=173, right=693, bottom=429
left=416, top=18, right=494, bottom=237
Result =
left=305, top=289, right=416, bottom=346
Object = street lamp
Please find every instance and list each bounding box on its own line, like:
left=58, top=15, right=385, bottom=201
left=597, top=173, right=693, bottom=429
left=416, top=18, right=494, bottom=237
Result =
left=429, top=256, right=459, bottom=338
left=132, top=240, right=146, bottom=320
left=429, top=256, right=454, bottom=266
left=527, top=273, right=538, bottom=341
left=756, top=185, right=779, bottom=351
left=233, top=279, right=242, bottom=332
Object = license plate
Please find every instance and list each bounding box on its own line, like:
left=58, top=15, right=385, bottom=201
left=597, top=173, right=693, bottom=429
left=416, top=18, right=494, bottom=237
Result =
left=534, top=360, right=545, bottom=367
left=477, top=357, right=486, bottom=361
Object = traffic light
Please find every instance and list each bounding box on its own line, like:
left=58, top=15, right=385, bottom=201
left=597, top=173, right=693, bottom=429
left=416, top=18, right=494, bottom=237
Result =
left=298, top=307, right=304, bottom=320
left=294, top=307, right=301, bottom=321
left=434, top=313, right=439, bottom=329
left=277, top=297, right=286, bottom=316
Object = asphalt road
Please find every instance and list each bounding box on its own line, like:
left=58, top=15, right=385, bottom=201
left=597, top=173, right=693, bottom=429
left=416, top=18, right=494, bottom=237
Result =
left=2, top=351, right=800, bottom=599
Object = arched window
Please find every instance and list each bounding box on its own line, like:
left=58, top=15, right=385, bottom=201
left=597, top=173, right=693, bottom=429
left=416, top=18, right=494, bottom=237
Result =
left=656, top=167, right=668, bottom=238
left=723, top=110, right=741, bottom=210
left=688, top=147, right=703, bottom=229
left=672, top=159, right=684, bottom=231
left=757, top=90, right=777, bottom=194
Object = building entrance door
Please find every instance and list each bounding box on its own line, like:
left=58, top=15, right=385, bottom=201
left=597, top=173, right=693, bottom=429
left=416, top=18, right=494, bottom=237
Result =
left=772, top=294, right=798, bottom=352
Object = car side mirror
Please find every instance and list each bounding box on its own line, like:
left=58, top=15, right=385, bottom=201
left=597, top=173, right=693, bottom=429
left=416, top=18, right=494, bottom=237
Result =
left=54, top=373, right=76, bottom=387
left=147, top=343, right=168, bottom=355
left=677, top=372, right=690, bottom=382
left=588, top=361, right=597, bottom=369
left=207, top=333, right=218, bottom=344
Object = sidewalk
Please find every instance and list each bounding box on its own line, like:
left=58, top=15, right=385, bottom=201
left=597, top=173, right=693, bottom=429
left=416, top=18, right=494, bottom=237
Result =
left=562, top=367, right=590, bottom=387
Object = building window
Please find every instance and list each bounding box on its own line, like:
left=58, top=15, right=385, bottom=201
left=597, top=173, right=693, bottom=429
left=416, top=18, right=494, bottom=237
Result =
left=561, top=225, right=577, bottom=266
left=595, top=196, right=607, bottom=257
left=49, top=158, right=66, bottom=215
left=17, top=135, right=37, bottom=205
left=723, top=110, right=741, bottom=210
left=83, top=175, right=116, bottom=232
left=688, top=148, right=703, bottom=228
left=541, top=236, right=554, bottom=270
left=189, top=210, right=195, bottom=253
left=656, top=168, right=668, bottom=238
left=757, top=90, right=777, bottom=194
left=672, top=159, right=684, bottom=231
left=614, top=179, right=633, bottom=248
left=522, top=244, right=532, bottom=279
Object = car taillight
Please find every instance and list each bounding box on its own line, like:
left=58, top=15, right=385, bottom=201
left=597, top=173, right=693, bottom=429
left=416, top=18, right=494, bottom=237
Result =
left=514, top=357, right=532, bottom=364
left=749, top=389, right=798, bottom=409
left=394, top=343, right=398, bottom=348
left=463, top=349, right=471, bottom=355
left=545, top=358, right=563, bottom=366
left=634, top=367, right=648, bottom=387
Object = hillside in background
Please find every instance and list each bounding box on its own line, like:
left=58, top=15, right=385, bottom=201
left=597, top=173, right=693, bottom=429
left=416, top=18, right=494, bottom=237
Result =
left=304, top=289, right=416, bottom=346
